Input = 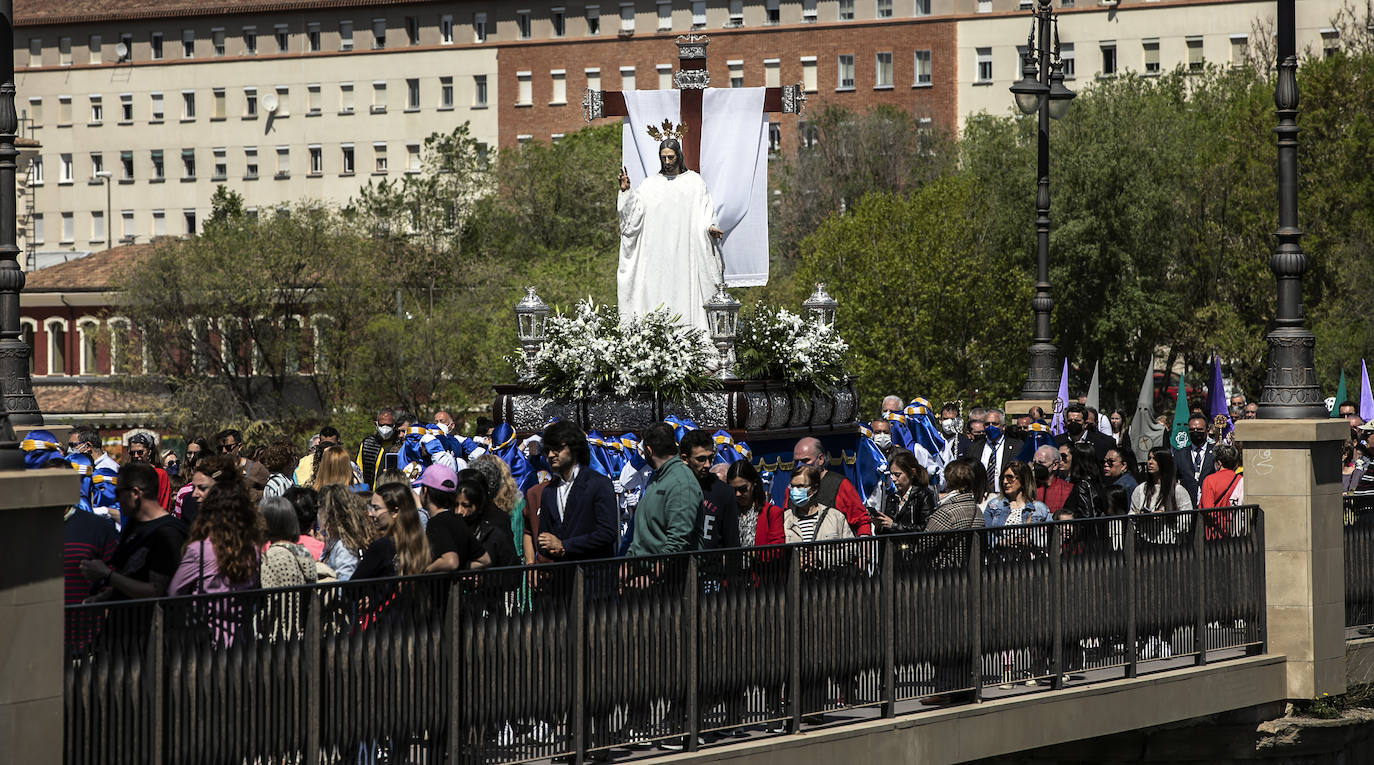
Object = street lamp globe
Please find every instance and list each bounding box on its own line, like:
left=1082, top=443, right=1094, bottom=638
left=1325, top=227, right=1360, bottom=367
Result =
left=1047, top=61, right=1076, bottom=120
left=1010, top=50, right=1048, bottom=115
left=514, top=286, right=551, bottom=368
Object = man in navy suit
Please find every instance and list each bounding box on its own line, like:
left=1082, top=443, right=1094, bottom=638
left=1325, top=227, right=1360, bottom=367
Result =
left=1172, top=414, right=1216, bottom=507
left=535, top=421, right=618, bottom=562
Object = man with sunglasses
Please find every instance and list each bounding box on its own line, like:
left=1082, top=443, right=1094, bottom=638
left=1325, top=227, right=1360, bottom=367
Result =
left=68, top=427, right=120, bottom=473
left=217, top=428, right=269, bottom=499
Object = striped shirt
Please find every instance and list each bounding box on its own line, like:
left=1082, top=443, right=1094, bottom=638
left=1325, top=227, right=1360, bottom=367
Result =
left=64, top=509, right=117, bottom=606
left=794, top=516, right=819, bottom=543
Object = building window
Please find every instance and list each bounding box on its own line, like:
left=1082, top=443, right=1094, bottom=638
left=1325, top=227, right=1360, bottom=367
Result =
left=243, top=26, right=257, bottom=55
left=475, top=75, right=489, bottom=107
left=90, top=152, right=104, bottom=178
left=28, top=39, right=41, bottom=68
left=839, top=0, right=854, bottom=21
left=210, top=28, right=225, bottom=56
left=914, top=50, right=932, bottom=86
left=60, top=153, right=74, bottom=183
left=977, top=0, right=991, bottom=12
left=309, top=145, right=323, bottom=175
left=91, top=212, right=105, bottom=243
left=1321, top=29, right=1340, bottom=58
left=800, top=120, right=818, bottom=148
left=307, top=84, right=321, bottom=114
left=182, top=91, right=196, bottom=119
left=308, top=23, right=321, bottom=52
left=1061, top=43, right=1076, bottom=78
left=621, top=66, right=636, bottom=90
left=244, top=148, right=258, bottom=179
left=439, top=76, right=454, bottom=108
left=657, top=64, right=672, bottom=90
left=28, top=97, right=42, bottom=126
left=120, top=151, right=133, bottom=180
left=728, top=0, right=744, bottom=26
left=244, top=87, right=258, bottom=117
left=276, top=146, right=290, bottom=178
left=803, top=0, right=818, bottom=21
left=47, top=320, right=67, bottom=375
left=212, top=88, right=226, bottom=119
left=60, top=213, right=75, bottom=244
left=152, top=209, right=166, bottom=236
left=78, top=319, right=99, bottom=375
left=551, top=70, right=567, bottom=104
left=586, top=68, right=601, bottom=91
left=586, top=6, right=601, bottom=34
left=877, top=0, right=892, bottom=18
left=90, top=96, right=103, bottom=124
left=340, top=21, right=354, bottom=50
left=276, top=24, right=290, bottom=52
left=372, top=81, right=387, bottom=113
left=405, top=17, right=420, bottom=45
left=837, top=54, right=855, bottom=90
left=373, top=19, right=387, bottom=49
left=1100, top=41, right=1117, bottom=76
left=760, top=58, right=777, bottom=87
left=658, top=1, right=672, bottom=31
left=553, top=7, right=567, bottom=36
left=184, top=210, right=196, bottom=235
left=30, top=214, right=43, bottom=244
left=29, top=155, right=43, bottom=185
left=802, top=56, right=817, bottom=91
left=373, top=143, right=387, bottom=173
left=621, top=3, right=636, bottom=32
left=213, top=148, right=227, bottom=180
left=516, top=72, right=531, bottom=105
left=89, top=34, right=102, bottom=64
left=768, top=122, right=781, bottom=154
left=915, top=0, right=930, bottom=16
left=473, top=13, right=487, bottom=43
left=151, top=32, right=164, bottom=60
left=58, top=95, right=73, bottom=125
left=1187, top=36, right=1204, bottom=71
left=150, top=92, right=164, bottom=121
left=151, top=149, right=164, bottom=180
left=119, top=34, right=132, bottom=61
left=518, top=11, right=532, bottom=39
left=1142, top=40, right=1159, bottom=74
left=59, top=37, right=72, bottom=66
left=121, top=210, right=134, bottom=241
left=406, top=144, right=421, bottom=172
left=729, top=60, right=744, bottom=88
left=440, top=16, right=453, bottom=43
left=339, top=83, right=354, bottom=113
left=692, top=1, right=707, bottom=28
left=875, top=52, right=893, bottom=88
left=341, top=144, right=355, bottom=174
left=976, top=47, right=993, bottom=82
left=1230, top=34, right=1248, bottom=68
left=182, top=148, right=195, bottom=179
left=406, top=78, right=420, bottom=110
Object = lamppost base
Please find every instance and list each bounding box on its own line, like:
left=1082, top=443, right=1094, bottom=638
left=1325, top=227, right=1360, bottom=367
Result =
left=1020, top=343, right=1060, bottom=401
left=1257, top=328, right=1326, bottom=419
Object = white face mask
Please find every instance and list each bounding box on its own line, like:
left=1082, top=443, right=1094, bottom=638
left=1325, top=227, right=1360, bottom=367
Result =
left=376, top=424, right=395, bottom=440
left=940, top=418, right=960, bottom=436
left=872, top=433, right=893, bottom=449
left=436, top=422, right=451, bottom=435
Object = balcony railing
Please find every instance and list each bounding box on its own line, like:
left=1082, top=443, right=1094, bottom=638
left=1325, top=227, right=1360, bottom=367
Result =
left=64, top=506, right=1264, bottom=765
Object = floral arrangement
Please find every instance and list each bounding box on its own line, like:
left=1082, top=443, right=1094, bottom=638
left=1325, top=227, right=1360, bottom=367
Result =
left=734, top=302, right=849, bottom=395
left=522, top=299, right=717, bottom=401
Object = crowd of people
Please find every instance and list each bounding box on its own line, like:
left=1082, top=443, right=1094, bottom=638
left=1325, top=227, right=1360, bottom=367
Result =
left=42, top=387, right=1302, bottom=610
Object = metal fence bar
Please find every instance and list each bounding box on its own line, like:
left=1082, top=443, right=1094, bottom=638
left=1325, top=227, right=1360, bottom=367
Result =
left=1194, top=514, right=1207, bottom=666
left=685, top=555, right=700, bottom=753
left=1125, top=515, right=1139, bottom=678
left=968, top=530, right=983, bottom=702
left=1050, top=522, right=1063, bottom=690
left=787, top=548, right=801, bottom=734
left=881, top=537, right=895, bottom=718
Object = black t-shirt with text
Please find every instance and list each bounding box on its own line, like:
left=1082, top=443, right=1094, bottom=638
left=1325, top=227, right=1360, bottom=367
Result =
left=110, top=514, right=188, bottom=599
left=699, top=475, right=741, bottom=550
left=425, top=510, right=487, bottom=568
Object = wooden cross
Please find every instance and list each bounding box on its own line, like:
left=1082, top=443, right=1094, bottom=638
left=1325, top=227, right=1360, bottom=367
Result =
left=582, top=34, right=806, bottom=172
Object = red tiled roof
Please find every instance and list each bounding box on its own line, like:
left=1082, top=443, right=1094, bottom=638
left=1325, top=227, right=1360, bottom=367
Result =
left=36, top=383, right=166, bottom=415
left=25, top=241, right=161, bottom=292
left=17, top=0, right=430, bottom=27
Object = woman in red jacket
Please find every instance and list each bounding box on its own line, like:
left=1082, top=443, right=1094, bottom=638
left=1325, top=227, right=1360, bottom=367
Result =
left=726, top=460, right=784, bottom=547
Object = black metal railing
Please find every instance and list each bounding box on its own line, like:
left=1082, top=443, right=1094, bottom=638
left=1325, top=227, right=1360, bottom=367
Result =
left=64, top=506, right=1264, bottom=765
left=1344, top=493, right=1374, bottom=630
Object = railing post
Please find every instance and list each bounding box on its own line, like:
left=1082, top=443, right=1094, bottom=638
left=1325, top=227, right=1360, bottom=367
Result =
left=148, top=601, right=164, bottom=765
left=305, top=589, right=321, bottom=765
left=685, top=555, right=700, bottom=751
left=968, top=529, right=983, bottom=702
left=1125, top=515, right=1138, bottom=678
left=787, top=547, right=801, bottom=734
left=1254, top=507, right=1267, bottom=654
left=1194, top=510, right=1207, bottom=666
left=1050, top=521, right=1063, bottom=690
left=881, top=537, right=895, bottom=717
left=446, top=579, right=461, bottom=763
left=572, top=566, right=587, bottom=764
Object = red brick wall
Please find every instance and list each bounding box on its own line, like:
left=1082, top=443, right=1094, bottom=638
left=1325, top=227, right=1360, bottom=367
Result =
left=497, top=18, right=957, bottom=150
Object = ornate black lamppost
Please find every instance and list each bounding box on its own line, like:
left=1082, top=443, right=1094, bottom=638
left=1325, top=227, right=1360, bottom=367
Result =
left=1257, top=0, right=1325, bottom=418
left=1009, top=0, right=1075, bottom=400
left=0, top=0, right=42, bottom=426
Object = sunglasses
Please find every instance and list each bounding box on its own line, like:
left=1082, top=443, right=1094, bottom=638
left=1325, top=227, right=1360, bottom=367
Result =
left=732, top=484, right=751, bottom=494
left=1001, top=474, right=1018, bottom=482
left=220, top=442, right=239, bottom=452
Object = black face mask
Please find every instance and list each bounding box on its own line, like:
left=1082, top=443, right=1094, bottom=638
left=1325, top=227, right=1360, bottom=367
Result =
left=1066, top=420, right=1084, bottom=437
left=1188, top=430, right=1208, bottom=447
left=1032, top=462, right=1050, bottom=485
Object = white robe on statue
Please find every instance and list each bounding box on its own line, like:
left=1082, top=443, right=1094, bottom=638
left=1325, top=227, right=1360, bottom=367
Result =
left=617, top=170, right=722, bottom=335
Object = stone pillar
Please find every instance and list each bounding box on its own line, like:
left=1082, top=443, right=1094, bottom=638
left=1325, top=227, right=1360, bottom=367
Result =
left=1004, top=398, right=1055, bottom=419
left=0, top=469, right=78, bottom=765
left=1233, top=418, right=1346, bottom=700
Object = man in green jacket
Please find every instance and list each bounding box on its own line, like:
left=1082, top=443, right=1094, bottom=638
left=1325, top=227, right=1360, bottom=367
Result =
left=627, top=422, right=703, bottom=555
